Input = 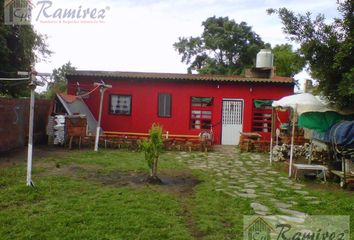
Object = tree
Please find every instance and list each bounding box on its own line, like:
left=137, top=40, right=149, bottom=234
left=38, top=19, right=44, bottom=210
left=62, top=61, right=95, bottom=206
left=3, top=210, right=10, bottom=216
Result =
left=141, top=123, right=164, bottom=184
left=268, top=0, right=354, bottom=109
left=272, top=44, right=305, bottom=77
left=174, top=16, right=267, bottom=75
left=44, top=62, right=76, bottom=99
left=0, top=0, right=51, bottom=97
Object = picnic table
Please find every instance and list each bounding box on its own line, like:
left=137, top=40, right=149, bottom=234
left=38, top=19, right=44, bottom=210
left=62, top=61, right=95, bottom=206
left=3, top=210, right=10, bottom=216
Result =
left=293, top=163, right=328, bottom=182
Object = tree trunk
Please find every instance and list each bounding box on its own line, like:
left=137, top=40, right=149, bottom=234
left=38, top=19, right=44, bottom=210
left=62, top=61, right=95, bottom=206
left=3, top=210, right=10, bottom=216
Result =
left=152, top=158, right=158, bottom=177
left=146, top=157, right=162, bottom=184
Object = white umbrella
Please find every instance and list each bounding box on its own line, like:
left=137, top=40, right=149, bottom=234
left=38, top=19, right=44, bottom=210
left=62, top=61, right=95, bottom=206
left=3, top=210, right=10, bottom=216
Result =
left=272, top=93, right=333, bottom=115
left=270, top=93, right=332, bottom=177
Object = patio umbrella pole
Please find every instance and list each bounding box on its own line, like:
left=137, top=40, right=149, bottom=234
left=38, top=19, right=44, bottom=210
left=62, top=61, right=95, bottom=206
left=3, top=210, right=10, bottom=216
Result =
left=288, top=105, right=297, bottom=177
left=269, top=107, right=275, bottom=164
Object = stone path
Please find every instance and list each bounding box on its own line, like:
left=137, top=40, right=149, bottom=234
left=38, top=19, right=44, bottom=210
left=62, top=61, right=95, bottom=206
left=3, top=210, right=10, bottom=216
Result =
left=177, top=146, right=321, bottom=224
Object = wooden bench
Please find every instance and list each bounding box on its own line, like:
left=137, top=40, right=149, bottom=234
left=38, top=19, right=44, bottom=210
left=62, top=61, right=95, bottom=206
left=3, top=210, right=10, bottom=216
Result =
left=102, top=131, right=213, bottom=151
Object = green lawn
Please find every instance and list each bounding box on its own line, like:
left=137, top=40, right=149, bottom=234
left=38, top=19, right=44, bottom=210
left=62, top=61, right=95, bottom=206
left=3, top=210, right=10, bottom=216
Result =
left=0, top=149, right=353, bottom=240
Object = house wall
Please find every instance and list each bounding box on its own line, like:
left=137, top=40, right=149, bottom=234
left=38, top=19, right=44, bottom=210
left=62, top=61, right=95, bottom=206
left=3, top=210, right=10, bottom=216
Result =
left=67, top=78, right=293, bottom=144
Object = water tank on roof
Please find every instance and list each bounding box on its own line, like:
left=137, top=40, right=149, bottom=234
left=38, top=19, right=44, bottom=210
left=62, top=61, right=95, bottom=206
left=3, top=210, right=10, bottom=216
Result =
left=256, top=49, right=273, bottom=69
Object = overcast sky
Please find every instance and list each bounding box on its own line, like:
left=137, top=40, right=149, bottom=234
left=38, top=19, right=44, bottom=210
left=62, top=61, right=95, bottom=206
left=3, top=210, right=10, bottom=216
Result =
left=32, top=0, right=339, bottom=89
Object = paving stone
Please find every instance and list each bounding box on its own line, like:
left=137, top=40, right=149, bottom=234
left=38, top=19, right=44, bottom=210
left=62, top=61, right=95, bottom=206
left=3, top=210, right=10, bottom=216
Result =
left=237, top=193, right=258, bottom=198
left=303, top=196, right=317, bottom=200
left=243, top=189, right=256, bottom=194
left=223, top=191, right=237, bottom=197
left=245, top=184, right=258, bottom=188
left=294, top=190, right=309, bottom=195
left=278, top=215, right=306, bottom=224
left=274, top=187, right=287, bottom=192
left=251, top=203, right=270, bottom=212
left=278, top=208, right=307, bottom=218
left=274, top=202, right=292, bottom=209
left=260, top=192, right=274, bottom=197
left=228, top=185, right=242, bottom=190
left=255, top=211, right=269, bottom=216
left=278, top=176, right=288, bottom=180
left=228, top=181, right=239, bottom=185
left=238, top=179, right=248, bottom=183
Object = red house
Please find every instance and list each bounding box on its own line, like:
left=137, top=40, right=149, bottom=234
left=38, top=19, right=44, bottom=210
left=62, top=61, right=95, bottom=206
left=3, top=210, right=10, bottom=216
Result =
left=66, top=68, right=293, bottom=145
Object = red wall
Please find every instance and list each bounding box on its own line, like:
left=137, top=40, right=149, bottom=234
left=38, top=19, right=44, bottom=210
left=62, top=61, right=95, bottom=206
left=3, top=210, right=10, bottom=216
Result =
left=67, top=78, right=293, bottom=144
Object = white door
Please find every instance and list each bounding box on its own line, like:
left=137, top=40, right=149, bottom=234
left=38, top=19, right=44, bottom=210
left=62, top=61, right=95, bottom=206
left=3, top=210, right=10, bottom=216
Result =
left=221, top=99, right=243, bottom=145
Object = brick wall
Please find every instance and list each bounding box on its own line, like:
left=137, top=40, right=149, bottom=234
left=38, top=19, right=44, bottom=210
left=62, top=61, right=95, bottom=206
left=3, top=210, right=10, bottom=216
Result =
left=0, top=98, right=52, bottom=153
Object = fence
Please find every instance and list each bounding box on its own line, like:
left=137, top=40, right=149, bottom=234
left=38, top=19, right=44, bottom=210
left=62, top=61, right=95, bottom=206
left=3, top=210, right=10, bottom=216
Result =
left=0, top=98, right=52, bottom=153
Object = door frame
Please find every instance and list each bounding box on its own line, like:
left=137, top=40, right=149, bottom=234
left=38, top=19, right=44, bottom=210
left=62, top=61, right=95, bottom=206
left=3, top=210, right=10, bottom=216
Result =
left=221, top=98, right=244, bottom=145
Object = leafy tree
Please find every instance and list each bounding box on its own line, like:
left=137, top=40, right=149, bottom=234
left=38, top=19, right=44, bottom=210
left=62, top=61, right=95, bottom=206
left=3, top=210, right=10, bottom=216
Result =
left=44, top=62, right=76, bottom=99
left=272, top=44, right=305, bottom=77
left=141, top=123, right=164, bottom=184
left=0, top=0, right=51, bottom=97
left=174, top=16, right=267, bottom=75
left=268, top=0, right=354, bottom=109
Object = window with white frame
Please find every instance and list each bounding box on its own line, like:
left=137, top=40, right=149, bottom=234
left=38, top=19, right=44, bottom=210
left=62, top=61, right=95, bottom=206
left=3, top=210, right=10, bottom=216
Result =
left=109, top=95, right=132, bottom=115
left=190, top=97, right=213, bottom=129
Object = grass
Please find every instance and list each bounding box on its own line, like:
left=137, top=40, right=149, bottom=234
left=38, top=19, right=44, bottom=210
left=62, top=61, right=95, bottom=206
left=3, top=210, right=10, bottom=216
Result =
left=0, top=149, right=353, bottom=240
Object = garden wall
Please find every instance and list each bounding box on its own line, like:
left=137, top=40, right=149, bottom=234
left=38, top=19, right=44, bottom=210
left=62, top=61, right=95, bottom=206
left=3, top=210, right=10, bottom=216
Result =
left=0, top=98, right=52, bottom=153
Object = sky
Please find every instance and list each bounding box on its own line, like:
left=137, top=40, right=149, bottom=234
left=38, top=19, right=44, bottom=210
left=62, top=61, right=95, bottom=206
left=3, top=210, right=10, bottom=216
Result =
left=31, top=0, right=339, bottom=90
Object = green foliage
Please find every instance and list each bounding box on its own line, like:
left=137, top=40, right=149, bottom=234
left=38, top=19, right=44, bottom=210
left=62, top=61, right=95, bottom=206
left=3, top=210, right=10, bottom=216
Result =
left=44, top=62, right=76, bottom=99
left=174, top=16, right=267, bottom=75
left=0, top=0, right=51, bottom=97
left=272, top=44, right=305, bottom=77
left=268, top=0, right=354, bottom=109
left=141, top=123, right=163, bottom=177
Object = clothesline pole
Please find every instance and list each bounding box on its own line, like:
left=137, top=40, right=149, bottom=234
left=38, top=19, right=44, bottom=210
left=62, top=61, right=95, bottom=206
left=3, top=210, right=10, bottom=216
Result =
left=94, top=81, right=112, bottom=152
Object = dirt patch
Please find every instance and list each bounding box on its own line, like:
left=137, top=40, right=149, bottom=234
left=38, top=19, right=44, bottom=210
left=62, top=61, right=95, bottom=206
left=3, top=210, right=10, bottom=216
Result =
left=0, top=146, right=71, bottom=168
left=84, top=169, right=201, bottom=198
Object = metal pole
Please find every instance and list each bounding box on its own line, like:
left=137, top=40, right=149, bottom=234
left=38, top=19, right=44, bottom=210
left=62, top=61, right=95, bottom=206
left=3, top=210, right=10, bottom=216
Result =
left=269, top=107, right=275, bottom=164
left=26, top=79, right=36, bottom=187
left=94, top=87, right=104, bottom=152
left=288, top=105, right=297, bottom=178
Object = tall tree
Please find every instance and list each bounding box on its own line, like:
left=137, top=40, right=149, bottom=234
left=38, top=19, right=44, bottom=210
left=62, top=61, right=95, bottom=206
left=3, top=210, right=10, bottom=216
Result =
left=272, top=44, right=305, bottom=77
left=268, top=0, right=354, bottom=109
left=0, top=0, right=51, bottom=97
left=44, top=62, right=76, bottom=99
left=174, top=16, right=267, bottom=75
